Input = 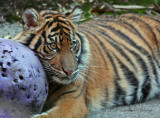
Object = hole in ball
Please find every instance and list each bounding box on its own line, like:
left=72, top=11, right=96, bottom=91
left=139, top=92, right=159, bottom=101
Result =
left=34, top=85, right=37, bottom=91
left=0, top=62, right=2, bottom=66
left=11, top=97, right=14, bottom=101
left=19, top=75, right=24, bottom=80
left=2, top=68, right=7, bottom=72
left=3, top=50, right=7, bottom=54
left=7, top=62, right=11, bottom=66
left=27, top=95, right=30, bottom=99
left=12, top=57, right=18, bottom=62
left=21, top=87, right=26, bottom=91
left=37, top=69, right=40, bottom=73
left=13, top=79, right=18, bottom=83
left=2, top=73, right=7, bottom=77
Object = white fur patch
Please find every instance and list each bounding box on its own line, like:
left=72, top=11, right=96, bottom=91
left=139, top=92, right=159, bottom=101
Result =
left=70, top=7, right=83, bottom=23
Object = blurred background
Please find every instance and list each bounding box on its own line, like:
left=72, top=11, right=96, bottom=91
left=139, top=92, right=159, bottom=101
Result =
left=0, top=0, right=160, bottom=23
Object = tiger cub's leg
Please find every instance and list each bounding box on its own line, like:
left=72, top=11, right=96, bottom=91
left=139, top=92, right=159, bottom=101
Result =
left=33, top=98, right=88, bottom=118
left=32, top=82, right=88, bottom=118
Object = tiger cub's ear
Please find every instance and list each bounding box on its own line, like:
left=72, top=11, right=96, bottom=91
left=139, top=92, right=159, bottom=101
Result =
left=66, top=7, right=82, bottom=25
left=22, top=8, right=40, bottom=30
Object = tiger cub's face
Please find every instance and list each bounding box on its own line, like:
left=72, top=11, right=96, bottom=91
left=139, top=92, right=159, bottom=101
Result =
left=16, top=7, right=86, bottom=84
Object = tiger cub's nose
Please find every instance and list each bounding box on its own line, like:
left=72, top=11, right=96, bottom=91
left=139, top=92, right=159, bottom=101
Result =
left=63, top=68, right=73, bottom=75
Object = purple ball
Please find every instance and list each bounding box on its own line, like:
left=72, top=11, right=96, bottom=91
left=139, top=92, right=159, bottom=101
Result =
left=0, top=38, right=48, bottom=114
left=0, top=98, right=32, bottom=118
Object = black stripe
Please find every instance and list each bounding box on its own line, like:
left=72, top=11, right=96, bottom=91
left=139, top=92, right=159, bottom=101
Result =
left=95, top=16, right=160, bottom=68
left=25, top=34, right=36, bottom=46
left=94, top=27, right=137, bottom=71
left=56, top=19, right=69, bottom=26
left=141, top=80, right=151, bottom=102
left=83, top=29, right=119, bottom=79
left=97, top=24, right=147, bottom=53
left=33, top=37, right=42, bottom=51
left=84, top=24, right=151, bottom=103
left=84, top=83, right=89, bottom=107
left=74, top=82, right=86, bottom=98
left=41, top=30, right=48, bottom=46
left=48, top=20, right=54, bottom=28
left=80, top=27, right=126, bottom=106
left=77, top=28, right=107, bottom=68
left=124, top=46, right=150, bottom=102
left=150, top=16, right=160, bottom=23
left=103, top=21, right=158, bottom=101
left=80, top=16, right=157, bottom=103
left=101, top=87, right=109, bottom=107
left=113, top=53, right=138, bottom=104
left=42, top=21, right=50, bottom=29
left=43, top=45, right=49, bottom=54
left=42, top=12, right=57, bottom=17
left=51, top=23, right=60, bottom=32
left=58, top=85, right=81, bottom=99
left=51, top=23, right=70, bottom=33
left=153, top=63, right=159, bottom=85
left=125, top=15, right=160, bottom=56
left=95, top=24, right=157, bottom=85
left=122, top=16, right=160, bottom=67
left=45, top=16, right=52, bottom=19
left=41, top=30, right=47, bottom=42
left=53, top=16, right=69, bottom=26
left=41, top=30, right=50, bottom=54
left=114, top=80, right=126, bottom=105
left=122, top=16, right=159, bottom=100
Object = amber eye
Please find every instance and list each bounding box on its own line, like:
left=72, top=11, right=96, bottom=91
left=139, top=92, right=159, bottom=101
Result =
left=48, top=43, right=56, bottom=50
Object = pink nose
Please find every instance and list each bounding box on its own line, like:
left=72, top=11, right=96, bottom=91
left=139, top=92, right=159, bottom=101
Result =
left=63, top=70, right=73, bottom=75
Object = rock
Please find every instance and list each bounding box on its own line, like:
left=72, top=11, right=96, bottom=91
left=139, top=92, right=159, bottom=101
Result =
left=0, top=38, right=48, bottom=115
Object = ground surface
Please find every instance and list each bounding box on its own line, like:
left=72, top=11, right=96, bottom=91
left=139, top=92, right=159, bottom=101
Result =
left=1, top=22, right=160, bottom=118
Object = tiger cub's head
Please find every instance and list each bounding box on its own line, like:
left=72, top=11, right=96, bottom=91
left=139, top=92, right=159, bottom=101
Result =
left=14, top=7, right=90, bottom=84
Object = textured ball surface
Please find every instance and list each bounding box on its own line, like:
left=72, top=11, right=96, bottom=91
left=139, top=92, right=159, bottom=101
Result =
left=0, top=98, right=32, bottom=118
left=0, top=38, right=48, bottom=114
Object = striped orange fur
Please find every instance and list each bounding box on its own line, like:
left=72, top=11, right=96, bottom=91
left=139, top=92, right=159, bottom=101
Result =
left=13, top=7, right=160, bottom=118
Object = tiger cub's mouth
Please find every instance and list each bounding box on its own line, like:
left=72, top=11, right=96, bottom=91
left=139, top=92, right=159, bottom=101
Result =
left=40, top=58, right=79, bottom=84
left=47, top=70, right=79, bottom=84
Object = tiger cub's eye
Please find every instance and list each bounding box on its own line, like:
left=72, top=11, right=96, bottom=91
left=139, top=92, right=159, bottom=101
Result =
left=48, top=43, right=56, bottom=50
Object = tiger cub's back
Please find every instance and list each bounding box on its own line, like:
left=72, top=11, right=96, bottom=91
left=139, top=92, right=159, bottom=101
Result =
left=78, top=14, right=160, bottom=108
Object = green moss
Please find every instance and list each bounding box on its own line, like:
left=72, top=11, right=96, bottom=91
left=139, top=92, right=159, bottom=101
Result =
left=98, top=0, right=155, bottom=5
left=6, top=14, right=21, bottom=23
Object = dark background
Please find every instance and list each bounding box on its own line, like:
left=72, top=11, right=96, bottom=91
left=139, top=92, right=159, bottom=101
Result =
left=0, top=0, right=159, bottom=23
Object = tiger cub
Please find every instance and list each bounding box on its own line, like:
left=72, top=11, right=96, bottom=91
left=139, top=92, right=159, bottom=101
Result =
left=13, top=7, right=160, bottom=118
